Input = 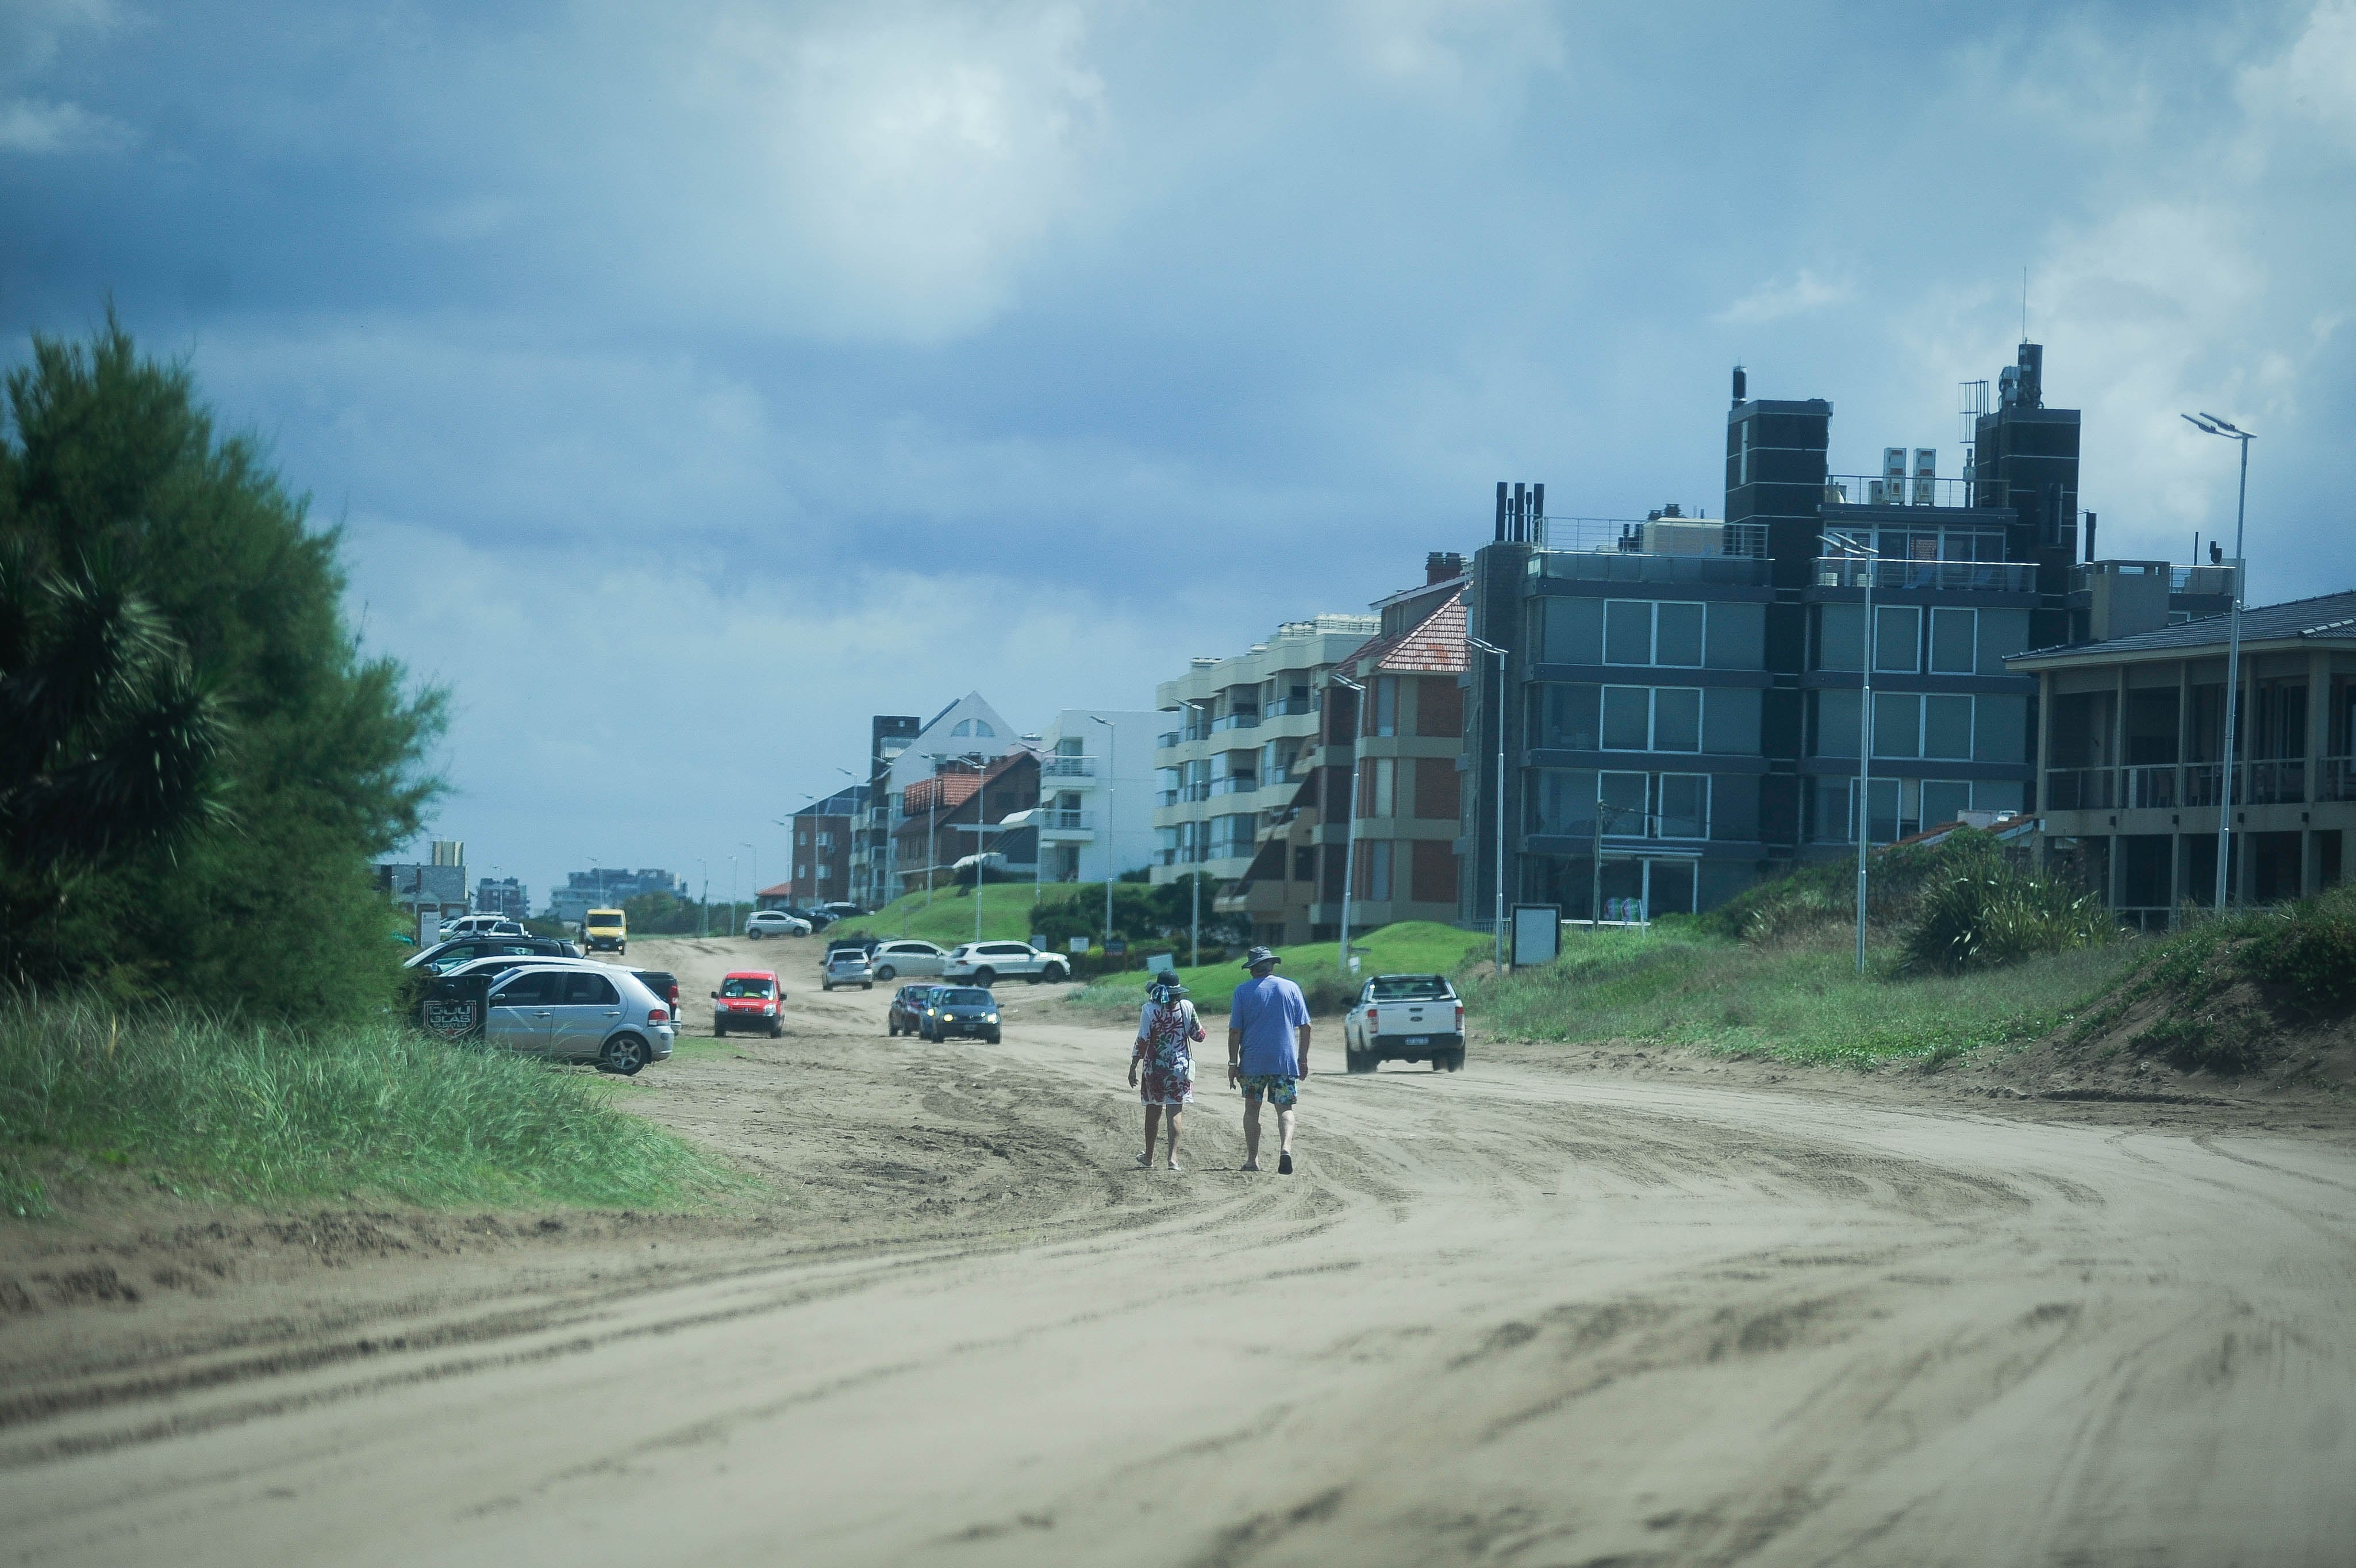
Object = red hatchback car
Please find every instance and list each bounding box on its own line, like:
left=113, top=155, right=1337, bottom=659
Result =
left=711, top=969, right=785, bottom=1038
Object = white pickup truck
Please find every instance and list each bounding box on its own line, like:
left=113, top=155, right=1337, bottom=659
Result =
left=940, top=940, right=1071, bottom=986
left=1343, top=974, right=1465, bottom=1073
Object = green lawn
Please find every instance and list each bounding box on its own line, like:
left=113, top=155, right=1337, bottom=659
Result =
left=1470, top=921, right=2139, bottom=1067
left=1067, top=921, right=1491, bottom=1018
left=832, top=883, right=1107, bottom=949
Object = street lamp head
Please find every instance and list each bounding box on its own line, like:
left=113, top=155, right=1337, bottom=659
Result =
left=2184, top=412, right=2254, bottom=440
left=1465, top=635, right=1505, bottom=656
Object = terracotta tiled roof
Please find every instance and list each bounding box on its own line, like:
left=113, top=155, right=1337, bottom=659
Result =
left=903, top=773, right=982, bottom=814
left=1342, top=590, right=1469, bottom=676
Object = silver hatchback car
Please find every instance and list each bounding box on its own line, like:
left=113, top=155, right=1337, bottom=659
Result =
left=821, top=948, right=874, bottom=991
left=482, top=963, right=675, bottom=1075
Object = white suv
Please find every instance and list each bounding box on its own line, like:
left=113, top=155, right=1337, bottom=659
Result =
left=941, top=941, right=1070, bottom=986
left=868, top=939, right=948, bottom=981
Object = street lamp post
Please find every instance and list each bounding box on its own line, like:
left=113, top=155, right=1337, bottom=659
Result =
left=1090, top=714, right=1117, bottom=952
left=727, top=854, right=738, bottom=936
left=1329, top=672, right=1365, bottom=974
left=2183, top=413, right=2255, bottom=909
left=1466, top=635, right=1509, bottom=972
left=1822, top=536, right=1882, bottom=974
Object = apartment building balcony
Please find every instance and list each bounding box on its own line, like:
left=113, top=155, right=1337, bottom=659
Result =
left=1035, top=809, right=1096, bottom=840
left=1210, top=710, right=1261, bottom=734
left=1813, top=558, right=2038, bottom=594
left=1525, top=518, right=1773, bottom=588
left=2046, top=759, right=2326, bottom=814
left=1039, top=756, right=1096, bottom=779
left=1209, top=775, right=1260, bottom=797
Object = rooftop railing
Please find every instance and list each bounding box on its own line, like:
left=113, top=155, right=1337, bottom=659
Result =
left=1814, top=558, right=2037, bottom=593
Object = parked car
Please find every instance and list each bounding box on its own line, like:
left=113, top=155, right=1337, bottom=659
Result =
left=775, top=904, right=835, bottom=931
left=887, top=984, right=933, bottom=1037
left=430, top=954, right=678, bottom=1015
left=712, top=969, right=785, bottom=1037
left=404, top=936, right=578, bottom=974
left=921, top=986, right=1001, bottom=1044
left=817, top=901, right=867, bottom=920
left=825, top=936, right=881, bottom=959
left=439, top=913, right=529, bottom=940
left=822, top=948, right=874, bottom=991
left=583, top=907, right=628, bottom=954
left=868, top=939, right=949, bottom=981
left=1342, top=974, right=1465, bottom=1073
left=745, top=910, right=812, bottom=939
left=941, top=941, right=1070, bottom=986
left=481, top=963, right=673, bottom=1075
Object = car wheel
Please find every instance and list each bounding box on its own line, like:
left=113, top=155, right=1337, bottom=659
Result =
left=863, top=982, right=873, bottom=990
left=1346, top=1049, right=1372, bottom=1074
left=973, top=967, right=996, bottom=986
left=769, top=1022, right=783, bottom=1039
left=601, top=1034, right=649, bottom=1076
left=714, top=1021, right=728, bottom=1038
left=988, top=1031, right=1002, bottom=1044
left=1448, top=1050, right=1466, bottom=1072
left=875, top=964, right=895, bottom=981
left=1048, top=964, right=1069, bottom=983
left=750, top=929, right=763, bottom=940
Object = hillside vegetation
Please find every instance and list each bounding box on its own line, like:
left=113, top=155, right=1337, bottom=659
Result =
left=1068, top=922, right=1490, bottom=1018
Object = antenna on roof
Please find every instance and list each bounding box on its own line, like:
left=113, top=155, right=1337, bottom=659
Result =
left=2020, top=266, right=2028, bottom=343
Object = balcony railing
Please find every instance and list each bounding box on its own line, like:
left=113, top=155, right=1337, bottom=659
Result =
left=1157, top=731, right=1181, bottom=750
left=1179, top=782, right=1210, bottom=804
left=2047, top=760, right=2319, bottom=812
left=2249, top=759, right=2306, bottom=805
left=1268, top=696, right=1317, bottom=717
left=1814, top=558, right=2037, bottom=593
left=1823, top=474, right=1989, bottom=509
left=1039, top=756, right=1095, bottom=778
left=2172, top=564, right=2239, bottom=597
left=1210, top=712, right=1261, bottom=733
left=2046, top=768, right=2114, bottom=811
left=1209, top=775, right=1260, bottom=797
left=2322, top=758, right=2356, bottom=803
left=1035, top=809, right=1095, bottom=831
left=1155, top=789, right=1179, bottom=807
left=2123, top=764, right=2176, bottom=810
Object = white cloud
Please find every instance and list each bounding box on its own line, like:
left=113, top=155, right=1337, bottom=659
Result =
left=1715, top=268, right=1852, bottom=326
left=0, top=96, right=132, bottom=155
left=2239, top=0, right=2356, bottom=154
left=1335, top=0, right=1566, bottom=93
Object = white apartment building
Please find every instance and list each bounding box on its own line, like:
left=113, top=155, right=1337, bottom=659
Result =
left=1030, top=709, right=1159, bottom=885
left=880, top=692, right=1021, bottom=893
left=1151, top=615, right=1381, bottom=885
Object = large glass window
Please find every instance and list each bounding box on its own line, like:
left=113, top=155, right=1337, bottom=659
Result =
left=1816, top=604, right=1864, bottom=671
left=1602, top=599, right=1709, bottom=666
left=1873, top=693, right=1923, bottom=759
left=1656, top=774, right=1708, bottom=838
left=1605, top=601, right=1653, bottom=663
left=1654, top=603, right=1704, bottom=666
left=1652, top=689, right=1701, bottom=751
left=1541, top=598, right=1604, bottom=664
left=1704, top=602, right=1766, bottom=669
left=1527, top=770, right=1711, bottom=840
left=1924, top=694, right=1974, bottom=759
left=1930, top=608, right=1977, bottom=674
left=1701, top=687, right=1761, bottom=754
left=1874, top=606, right=1921, bottom=673
left=1813, top=689, right=1861, bottom=757
left=1602, top=686, right=1650, bottom=749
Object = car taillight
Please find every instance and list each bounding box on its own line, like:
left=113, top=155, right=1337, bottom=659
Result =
left=648, top=1008, right=668, bottom=1024
left=1455, top=1003, right=1465, bottom=1031
left=1366, top=1006, right=1378, bottom=1031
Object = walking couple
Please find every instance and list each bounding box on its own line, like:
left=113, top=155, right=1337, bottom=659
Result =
left=1129, top=946, right=1311, bottom=1175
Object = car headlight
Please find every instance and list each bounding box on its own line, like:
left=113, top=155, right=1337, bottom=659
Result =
left=985, top=1013, right=999, bottom=1024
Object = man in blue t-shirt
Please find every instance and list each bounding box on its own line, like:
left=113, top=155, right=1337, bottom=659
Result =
left=1228, top=946, right=1310, bottom=1174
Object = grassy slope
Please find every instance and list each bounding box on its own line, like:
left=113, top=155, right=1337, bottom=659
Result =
left=0, top=999, right=739, bottom=1219
left=1067, top=922, right=1491, bottom=1018
left=1471, top=922, right=2138, bottom=1067
left=833, top=884, right=1102, bottom=948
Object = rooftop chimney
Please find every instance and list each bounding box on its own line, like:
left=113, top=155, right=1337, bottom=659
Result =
left=1425, top=551, right=1467, bottom=584
left=1493, top=481, right=1508, bottom=543
left=1731, top=364, right=1746, bottom=407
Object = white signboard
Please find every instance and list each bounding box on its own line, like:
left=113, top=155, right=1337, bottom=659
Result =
left=1511, top=904, right=1561, bottom=968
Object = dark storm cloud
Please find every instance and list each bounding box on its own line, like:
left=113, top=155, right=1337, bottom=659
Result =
left=6, top=0, right=2352, bottom=897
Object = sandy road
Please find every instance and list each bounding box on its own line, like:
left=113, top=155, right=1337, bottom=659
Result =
left=3, top=937, right=2354, bottom=1565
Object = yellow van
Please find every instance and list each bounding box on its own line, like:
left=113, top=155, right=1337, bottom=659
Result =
left=583, top=907, right=627, bottom=954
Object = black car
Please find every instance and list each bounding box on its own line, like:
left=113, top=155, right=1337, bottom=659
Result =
left=403, top=936, right=578, bottom=974
left=777, top=904, right=835, bottom=931
left=923, top=986, right=1000, bottom=1044
left=633, top=970, right=681, bottom=1016
left=887, top=984, right=932, bottom=1037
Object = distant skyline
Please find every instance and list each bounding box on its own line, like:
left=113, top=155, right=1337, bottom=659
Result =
left=6, top=1, right=2352, bottom=902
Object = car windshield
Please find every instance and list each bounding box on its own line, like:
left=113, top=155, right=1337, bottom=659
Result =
left=721, top=977, right=774, bottom=998
left=941, top=989, right=991, bottom=1005
left=831, top=952, right=866, bottom=965
left=1370, top=975, right=1451, bottom=1000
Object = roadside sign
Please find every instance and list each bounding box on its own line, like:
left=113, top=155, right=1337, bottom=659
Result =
left=1145, top=953, right=1175, bottom=974
left=1512, top=904, right=1562, bottom=968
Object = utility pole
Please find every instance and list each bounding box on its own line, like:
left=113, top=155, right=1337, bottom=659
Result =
left=1823, top=536, right=1881, bottom=974
left=695, top=858, right=708, bottom=937
left=1329, top=672, right=1365, bottom=974
left=2183, top=413, right=2255, bottom=909
left=739, top=841, right=756, bottom=935
left=1466, top=635, right=1509, bottom=972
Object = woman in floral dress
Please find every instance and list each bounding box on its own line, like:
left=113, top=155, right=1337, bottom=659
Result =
left=1129, top=974, right=1203, bottom=1171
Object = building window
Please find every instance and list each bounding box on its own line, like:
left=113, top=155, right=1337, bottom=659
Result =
left=1527, top=770, right=1708, bottom=839
left=816, top=865, right=830, bottom=882
left=1930, top=608, right=1977, bottom=674
left=1370, top=677, right=1398, bottom=737
left=1601, top=686, right=1703, bottom=752
left=1869, top=693, right=1975, bottom=759
left=816, top=832, right=833, bottom=849
left=1875, top=606, right=1921, bottom=672
left=1294, top=847, right=1316, bottom=882
left=1600, top=600, right=1707, bottom=667
left=1359, top=758, right=1396, bottom=817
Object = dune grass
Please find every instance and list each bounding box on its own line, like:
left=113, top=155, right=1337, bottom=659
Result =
left=1471, top=921, right=2138, bottom=1068
left=1066, top=921, right=1491, bottom=1018
left=832, top=883, right=1096, bottom=949
left=0, top=997, right=739, bottom=1218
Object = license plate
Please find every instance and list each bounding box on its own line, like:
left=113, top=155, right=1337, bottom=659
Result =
left=1404, top=1036, right=1430, bottom=1046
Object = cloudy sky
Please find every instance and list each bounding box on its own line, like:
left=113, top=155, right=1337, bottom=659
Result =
left=6, top=0, right=2353, bottom=905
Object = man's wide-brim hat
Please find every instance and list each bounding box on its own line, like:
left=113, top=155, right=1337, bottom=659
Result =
left=1242, top=946, right=1281, bottom=968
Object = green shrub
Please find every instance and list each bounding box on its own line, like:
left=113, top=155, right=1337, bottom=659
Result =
left=2242, top=896, right=2356, bottom=1012
left=1901, top=836, right=2116, bottom=973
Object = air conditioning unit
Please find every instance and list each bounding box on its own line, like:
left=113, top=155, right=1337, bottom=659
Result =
left=1911, top=447, right=1936, bottom=506
left=1641, top=519, right=1725, bottom=555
